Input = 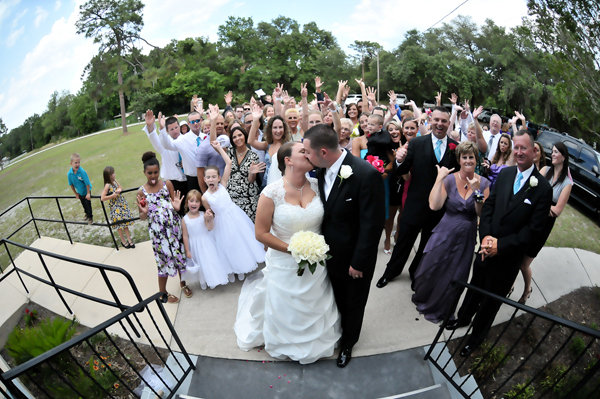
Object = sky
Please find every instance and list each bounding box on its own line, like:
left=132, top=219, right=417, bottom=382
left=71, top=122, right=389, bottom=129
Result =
left=0, top=0, right=529, bottom=131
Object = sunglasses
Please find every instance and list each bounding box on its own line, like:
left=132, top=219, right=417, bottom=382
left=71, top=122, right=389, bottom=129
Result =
left=189, top=120, right=202, bottom=124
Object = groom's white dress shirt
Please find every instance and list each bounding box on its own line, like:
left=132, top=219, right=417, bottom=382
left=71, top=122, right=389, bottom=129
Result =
left=324, top=149, right=348, bottom=201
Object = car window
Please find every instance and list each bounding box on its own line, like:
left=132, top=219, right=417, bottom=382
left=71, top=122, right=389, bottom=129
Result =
left=563, top=140, right=580, bottom=160
left=579, top=148, right=598, bottom=172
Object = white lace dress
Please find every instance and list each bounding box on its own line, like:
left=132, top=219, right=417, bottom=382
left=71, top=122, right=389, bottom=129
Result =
left=234, top=178, right=341, bottom=364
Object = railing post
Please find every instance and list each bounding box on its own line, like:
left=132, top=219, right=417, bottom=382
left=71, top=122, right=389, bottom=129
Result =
left=37, top=252, right=73, bottom=315
left=25, top=198, right=40, bottom=239
left=55, top=197, right=72, bottom=244
left=100, top=200, right=119, bottom=250
left=3, top=241, right=29, bottom=294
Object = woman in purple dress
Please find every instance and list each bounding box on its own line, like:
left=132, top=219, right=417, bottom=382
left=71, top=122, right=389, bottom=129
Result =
left=484, top=133, right=514, bottom=187
left=412, top=142, right=490, bottom=323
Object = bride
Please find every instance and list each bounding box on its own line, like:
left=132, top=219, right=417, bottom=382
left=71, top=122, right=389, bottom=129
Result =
left=234, top=142, right=341, bottom=364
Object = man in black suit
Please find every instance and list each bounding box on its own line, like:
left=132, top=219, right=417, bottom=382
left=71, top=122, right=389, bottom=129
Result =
left=376, top=107, right=459, bottom=288
left=449, top=129, right=552, bottom=356
left=303, top=124, right=385, bottom=368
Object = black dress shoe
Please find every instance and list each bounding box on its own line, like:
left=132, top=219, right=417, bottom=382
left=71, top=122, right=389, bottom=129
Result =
left=337, top=348, right=352, bottom=368
left=376, top=277, right=389, bottom=288
left=445, top=319, right=469, bottom=331
left=460, top=344, right=478, bottom=357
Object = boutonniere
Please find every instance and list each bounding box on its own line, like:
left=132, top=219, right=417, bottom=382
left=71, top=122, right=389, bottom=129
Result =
left=529, top=176, right=538, bottom=188
left=448, top=142, right=457, bottom=151
left=338, top=165, right=353, bottom=186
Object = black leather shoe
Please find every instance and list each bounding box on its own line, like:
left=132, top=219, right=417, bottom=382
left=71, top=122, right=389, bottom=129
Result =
left=337, top=348, right=352, bottom=368
left=376, top=277, right=389, bottom=288
left=460, top=344, right=476, bottom=357
left=445, top=319, right=469, bottom=331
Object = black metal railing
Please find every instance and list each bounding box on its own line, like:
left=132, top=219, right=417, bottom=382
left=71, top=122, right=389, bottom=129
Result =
left=0, top=292, right=195, bottom=399
left=425, top=281, right=600, bottom=398
left=0, top=238, right=195, bottom=398
left=0, top=188, right=140, bottom=252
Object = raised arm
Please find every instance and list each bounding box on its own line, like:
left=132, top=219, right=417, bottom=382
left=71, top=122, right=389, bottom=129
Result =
left=321, top=92, right=341, bottom=134
left=300, top=82, right=309, bottom=134
left=429, top=165, right=453, bottom=211
left=208, top=104, right=220, bottom=142
left=336, top=80, right=348, bottom=106
left=273, top=83, right=284, bottom=117
left=210, top=141, right=232, bottom=187
left=355, top=78, right=368, bottom=113
left=248, top=104, right=268, bottom=151
left=472, top=106, right=487, bottom=154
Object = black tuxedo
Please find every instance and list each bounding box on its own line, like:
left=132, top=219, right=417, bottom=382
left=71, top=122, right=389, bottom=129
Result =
left=457, top=165, right=552, bottom=345
left=318, top=151, right=385, bottom=348
left=381, top=134, right=459, bottom=282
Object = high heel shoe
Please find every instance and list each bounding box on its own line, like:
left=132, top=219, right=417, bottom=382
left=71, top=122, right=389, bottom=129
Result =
left=518, top=287, right=533, bottom=305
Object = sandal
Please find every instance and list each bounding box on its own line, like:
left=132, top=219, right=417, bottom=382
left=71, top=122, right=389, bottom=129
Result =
left=128, top=241, right=136, bottom=248
left=181, top=284, right=193, bottom=298
left=383, top=249, right=392, bottom=255
left=121, top=241, right=131, bottom=249
left=160, top=293, right=179, bottom=304
left=518, top=287, right=533, bottom=305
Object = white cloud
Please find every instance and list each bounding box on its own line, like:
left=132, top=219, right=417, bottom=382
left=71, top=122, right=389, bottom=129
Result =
left=0, top=0, right=21, bottom=25
left=11, top=8, right=28, bottom=29
left=55, top=1, right=62, bottom=11
left=0, top=6, right=96, bottom=130
left=34, top=6, right=48, bottom=28
left=6, top=26, right=24, bottom=47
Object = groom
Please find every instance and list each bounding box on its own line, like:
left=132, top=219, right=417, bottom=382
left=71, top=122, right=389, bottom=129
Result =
left=303, top=124, right=385, bottom=368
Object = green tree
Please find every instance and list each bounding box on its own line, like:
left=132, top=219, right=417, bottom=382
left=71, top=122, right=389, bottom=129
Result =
left=76, top=0, right=150, bottom=134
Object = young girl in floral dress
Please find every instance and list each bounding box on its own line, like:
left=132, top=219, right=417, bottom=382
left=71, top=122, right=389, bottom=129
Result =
left=137, top=151, right=192, bottom=303
left=100, top=166, right=135, bottom=248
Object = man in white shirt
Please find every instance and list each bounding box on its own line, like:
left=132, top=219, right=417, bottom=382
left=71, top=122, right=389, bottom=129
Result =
left=483, top=114, right=503, bottom=161
left=159, top=113, right=203, bottom=192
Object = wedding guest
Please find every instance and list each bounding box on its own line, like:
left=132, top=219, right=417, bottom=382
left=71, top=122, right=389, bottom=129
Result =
left=197, top=105, right=228, bottom=191
left=412, top=142, right=490, bottom=323
left=339, top=118, right=354, bottom=152
left=383, top=120, right=403, bottom=254
left=518, top=142, right=571, bottom=304
left=484, top=133, right=514, bottom=187
left=351, top=113, right=370, bottom=159
left=533, top=141, right=546, bottom=171
left=67, top=153, right=93, bottom=224
left=179, top=120, right=190, bottom=134
left=227, top=126, right=266, bottom=221
left=100, top=166, right=135, bottom=248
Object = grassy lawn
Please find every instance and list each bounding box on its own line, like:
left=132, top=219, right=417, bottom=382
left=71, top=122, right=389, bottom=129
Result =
left=1, top=121, right=600, bottom=270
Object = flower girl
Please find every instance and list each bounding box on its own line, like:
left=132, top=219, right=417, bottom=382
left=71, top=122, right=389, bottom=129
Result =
left=201, top=141, right=265, bottom=280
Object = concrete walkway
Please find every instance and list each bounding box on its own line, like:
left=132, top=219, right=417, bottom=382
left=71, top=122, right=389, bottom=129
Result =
left=1, top=236, right=599, bottom=359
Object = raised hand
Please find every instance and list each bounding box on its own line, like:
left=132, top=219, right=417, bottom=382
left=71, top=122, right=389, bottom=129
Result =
left=515, top=110, right=526, bottom=121
left=435, top=91, right=442, bottom=106
left=144, top=109, right=155, bottom=127
left=320, top=92, right=335, bottom=110
left=157, top=112, right=165, bottom=130
left=315, top=76, right=324, bottom=92
left=366, top=86, right=377, bottom=103
left=190, top=95, right=198, bottom=109
left=273, top=83, right=284, bottom=99
left=251, top=103, right=263, bottom=120
left=435, top=165, right=455, bottom=180
left=224, top=90, right=233, bottom=105
left=172, top=190, right=182, bottom=211
left=448, top=93, right=458, bottom=104
left=355, top=78, right=365, bottom=88
left=343, top=84, right=350, bottom=99
left=388, top=90, right=397, bottom=103
left=463, top=99, right=470, bottom=112
left=210, top=140, right=222, bottom=151
left=472, top=105, right=484, bottom=120
left=208, top=104, right=220, bottom=121
left=338, top=80, right=348, bottom=89
left=300, top=82, right=308, bottom=98
left=249, top=162, right=266, bottom=174
left=282, top=90, right=290, bottom=104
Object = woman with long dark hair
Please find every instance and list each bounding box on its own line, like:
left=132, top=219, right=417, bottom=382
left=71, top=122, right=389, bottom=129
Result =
left=517, top=141, right=572, bottom=304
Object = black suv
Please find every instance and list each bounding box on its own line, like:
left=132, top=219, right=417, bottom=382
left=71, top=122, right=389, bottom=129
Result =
left=537, top=131, right=600, bottom=219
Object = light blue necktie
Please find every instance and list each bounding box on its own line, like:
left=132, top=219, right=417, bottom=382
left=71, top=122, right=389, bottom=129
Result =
left=513, top=172, right=523, bottom=194
left=177, top=153, right=184, bottom=174
left=434, top=139, right=442, bottom=162
left=196, top=136, right=201, bottom=146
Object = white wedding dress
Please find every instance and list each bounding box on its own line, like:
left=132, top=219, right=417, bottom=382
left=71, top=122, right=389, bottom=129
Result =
left=234, top=178, right=341, bottom=364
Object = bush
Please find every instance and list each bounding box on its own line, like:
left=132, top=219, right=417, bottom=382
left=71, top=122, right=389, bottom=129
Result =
left=471, top=342, right=509, bottom=379
left=569, top=336, right=586, bottom=357
left=504, top=382, right=535, bottom=399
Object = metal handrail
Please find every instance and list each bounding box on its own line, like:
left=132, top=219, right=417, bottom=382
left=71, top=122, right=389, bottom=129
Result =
left=425, top=280, right=600, bottom=399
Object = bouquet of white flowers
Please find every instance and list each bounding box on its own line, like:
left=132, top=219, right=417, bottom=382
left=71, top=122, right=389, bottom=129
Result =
left=288, top=231, right=332, bottom=276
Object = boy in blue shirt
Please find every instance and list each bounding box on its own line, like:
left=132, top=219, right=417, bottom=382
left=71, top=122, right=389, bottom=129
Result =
left=67, top=153, right=93, bottom=224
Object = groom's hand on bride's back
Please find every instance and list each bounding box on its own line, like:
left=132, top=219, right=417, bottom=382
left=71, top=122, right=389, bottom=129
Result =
left=348, top=266, right=363, bottom=279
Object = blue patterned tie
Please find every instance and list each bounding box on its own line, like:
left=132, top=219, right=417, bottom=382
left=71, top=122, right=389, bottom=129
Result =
left=513, top=172, right=523, bottom=194
left=177, top=153, right=184, bottom=174
left=434, top=139, right=442, bottom=162
left=196, top=136, right=201, bottom=146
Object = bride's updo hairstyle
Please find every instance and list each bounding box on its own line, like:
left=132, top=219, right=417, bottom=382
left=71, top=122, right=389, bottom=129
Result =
left=277, top=142, right=296, bottom=174
left=142, top=151, right=159, bottom=170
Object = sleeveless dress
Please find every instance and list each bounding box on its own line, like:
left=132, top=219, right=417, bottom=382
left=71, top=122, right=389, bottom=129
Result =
left=141, top=182, right=186, bottom=277
left=107, top=182, right=134, bottom=229
left=202, top=184, right=265, bottom=274
left=183, top=213, right=229, bottom=289
left=412, top=174, right=490, bottom=323
left=226, top=147, right=260, bottom=221
left=234, top=178, right=341, bottom=364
